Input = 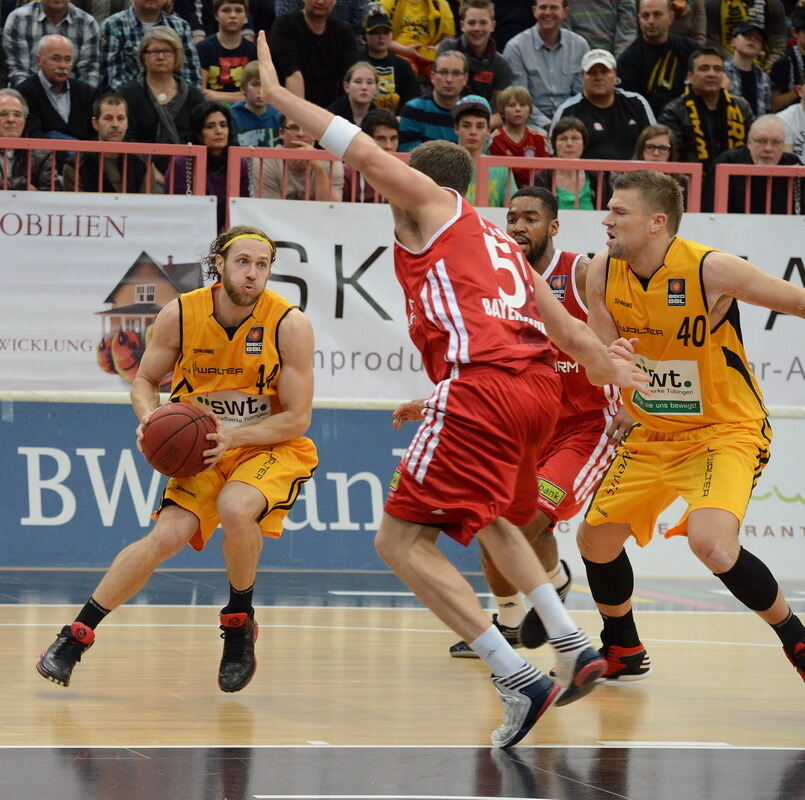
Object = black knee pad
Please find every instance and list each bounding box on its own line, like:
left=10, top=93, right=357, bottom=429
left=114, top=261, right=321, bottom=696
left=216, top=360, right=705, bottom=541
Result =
left=715, top=547, right=778, bottom=612
left=583, top=549, right=633, bottom=606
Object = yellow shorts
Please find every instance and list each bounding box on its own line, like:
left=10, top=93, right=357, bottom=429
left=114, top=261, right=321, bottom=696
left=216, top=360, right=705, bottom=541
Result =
left=156, top=436, right=318, bottom=552
left=585, top=420, right=771, bottom=546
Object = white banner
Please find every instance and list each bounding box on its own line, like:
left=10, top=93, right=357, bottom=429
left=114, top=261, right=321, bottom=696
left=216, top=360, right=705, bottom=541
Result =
left=1, top=192, right=217, bottom=392
left=233, top=199, right=805, bottom=406
left=232, top=197, right=433, bottom=402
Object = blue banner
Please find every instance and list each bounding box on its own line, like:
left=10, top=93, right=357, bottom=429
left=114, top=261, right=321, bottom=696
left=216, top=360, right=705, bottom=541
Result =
left=0, top=401, right=479, bottom=571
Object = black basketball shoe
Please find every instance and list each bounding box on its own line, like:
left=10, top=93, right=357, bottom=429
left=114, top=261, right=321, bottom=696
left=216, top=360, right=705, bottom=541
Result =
left=218, top=612, right=259, bottom=692
left=36, top=622, right=95, bottom=686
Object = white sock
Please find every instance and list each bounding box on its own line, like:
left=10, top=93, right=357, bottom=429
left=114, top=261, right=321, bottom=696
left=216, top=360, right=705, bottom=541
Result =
left=469, top=625, right=529, bottom=678
left=495, top=593, right=525, bottom=628
left=526, top=583, right=576, bottom=639
left=545, top=561, right=568, bottom=591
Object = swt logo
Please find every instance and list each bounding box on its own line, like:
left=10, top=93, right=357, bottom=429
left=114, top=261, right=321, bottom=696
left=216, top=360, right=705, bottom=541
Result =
left=636, top=362, right=693, bottom=390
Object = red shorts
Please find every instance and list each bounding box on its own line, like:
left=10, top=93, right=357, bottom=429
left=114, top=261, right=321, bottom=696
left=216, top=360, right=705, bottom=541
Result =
left=535, top=409, right=619, bottom=523
left=384, top=361, right=561, bottom=546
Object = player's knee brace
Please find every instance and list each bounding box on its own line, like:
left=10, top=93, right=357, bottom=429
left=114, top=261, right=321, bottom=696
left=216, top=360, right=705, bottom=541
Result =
left=715, top=546, right=779, bottom=612
left=583, top=549, right=633, bottom=606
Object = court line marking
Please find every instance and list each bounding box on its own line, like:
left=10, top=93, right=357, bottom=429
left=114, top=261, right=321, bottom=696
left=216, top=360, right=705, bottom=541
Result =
left=1, top=744, right=802, bottom=751
left=0, top=602, right=765, bottom=614
left=252, top=796, right=553, bottom=799
left=598, top=741, right=732, bottom=748
left=3, top=621, right=784, bottom=648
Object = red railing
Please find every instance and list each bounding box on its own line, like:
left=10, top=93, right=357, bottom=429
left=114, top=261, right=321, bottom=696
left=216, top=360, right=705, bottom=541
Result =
left=474, top=156, right=703, bottom=212
left=712, top=162, right=805, bottom=214
left=0, top=137, right=208, bottom=194
left=224, top=148, right=703, bottom=213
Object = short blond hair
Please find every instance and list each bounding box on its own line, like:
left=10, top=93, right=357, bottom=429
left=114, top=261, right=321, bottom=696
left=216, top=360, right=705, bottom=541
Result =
left=139, top=26, right=185, bottom=73
left=241, top=60, right=260, bottom=86
left=496, top=85, right=533, bottom=115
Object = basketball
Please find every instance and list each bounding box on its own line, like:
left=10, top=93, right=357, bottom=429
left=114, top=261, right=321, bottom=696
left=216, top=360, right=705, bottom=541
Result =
left=141, top=403, right=217, bottom=478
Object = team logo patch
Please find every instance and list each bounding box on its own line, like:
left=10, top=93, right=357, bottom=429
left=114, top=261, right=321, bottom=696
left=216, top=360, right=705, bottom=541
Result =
left=549, top=275, right=567, bottom=301
left=245, top=326, right=264, bottom=354
left=538, top=478, right=567, bottom=507
left=389, top=469, right=401, bottom=491
left=667, top=278, right=686, bottom=306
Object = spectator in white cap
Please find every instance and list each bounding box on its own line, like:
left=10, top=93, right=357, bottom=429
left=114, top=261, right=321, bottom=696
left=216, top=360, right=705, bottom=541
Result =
left=551, top=48, right=655, bottom=161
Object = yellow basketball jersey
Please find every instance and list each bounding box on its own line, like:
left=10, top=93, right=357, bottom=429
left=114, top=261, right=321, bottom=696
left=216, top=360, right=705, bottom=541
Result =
left=605, top=237, right=767, bottom=432
left=169, top=284, right=296, bottom=427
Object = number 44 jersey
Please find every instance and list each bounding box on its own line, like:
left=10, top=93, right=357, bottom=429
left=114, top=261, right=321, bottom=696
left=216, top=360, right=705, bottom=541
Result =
left=169, top=284, right=293, bottom=428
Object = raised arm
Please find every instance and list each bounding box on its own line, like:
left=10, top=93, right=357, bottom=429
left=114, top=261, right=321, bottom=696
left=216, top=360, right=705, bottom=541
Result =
left=704, top=251, right=805, bottom=319
left=255, top=31, right=454, bottom=225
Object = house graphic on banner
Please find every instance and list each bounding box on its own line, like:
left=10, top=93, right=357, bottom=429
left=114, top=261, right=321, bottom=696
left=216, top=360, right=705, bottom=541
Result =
left=96, top=251, right=203, bottom=383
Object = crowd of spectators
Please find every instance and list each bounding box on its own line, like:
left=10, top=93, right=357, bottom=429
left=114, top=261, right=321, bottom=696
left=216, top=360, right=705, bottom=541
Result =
left=0, top=0, right=803, bottom=217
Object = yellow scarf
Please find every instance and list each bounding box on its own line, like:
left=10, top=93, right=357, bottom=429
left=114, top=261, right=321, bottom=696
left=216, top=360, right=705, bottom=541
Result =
left=682, top=84, right=747, bottom=163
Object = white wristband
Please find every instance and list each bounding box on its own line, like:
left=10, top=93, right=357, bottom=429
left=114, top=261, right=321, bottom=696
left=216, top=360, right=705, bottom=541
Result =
left=319, top=116, right=361, bottom=158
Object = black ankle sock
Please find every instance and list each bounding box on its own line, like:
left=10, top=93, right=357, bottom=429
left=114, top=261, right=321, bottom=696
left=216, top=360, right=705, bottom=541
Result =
left=772, top=610, right=805, bottom=650
left=75, top=597, right=111, bottom=630
left=601, top=609, right=641, bottom=648
left=222, top=584, right=254, bottom=616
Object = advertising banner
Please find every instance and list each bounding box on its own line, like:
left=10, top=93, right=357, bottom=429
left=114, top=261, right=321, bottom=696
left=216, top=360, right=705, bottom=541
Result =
left=1, top=400, right=803, bottom=577
left=0, top=191, right=217, bottom=392
left=232, top=199, right=805, bottom=407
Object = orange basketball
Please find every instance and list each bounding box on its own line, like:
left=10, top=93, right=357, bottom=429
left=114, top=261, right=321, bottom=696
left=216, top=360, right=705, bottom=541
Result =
left=141, top=403, right=217, bottom=478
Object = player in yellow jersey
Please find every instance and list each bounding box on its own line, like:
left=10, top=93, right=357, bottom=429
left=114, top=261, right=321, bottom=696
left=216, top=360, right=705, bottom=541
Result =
left=36, top=225, right=318, bottom=692
left=579, top=170, right=805, bottom=684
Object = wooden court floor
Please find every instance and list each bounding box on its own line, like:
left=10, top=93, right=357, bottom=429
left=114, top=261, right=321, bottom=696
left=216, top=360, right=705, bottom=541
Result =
left=2, top=571, right=803, bottom=799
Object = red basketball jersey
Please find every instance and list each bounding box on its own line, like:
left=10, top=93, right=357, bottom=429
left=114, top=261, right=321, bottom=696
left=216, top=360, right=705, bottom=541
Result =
left=542, top=250, right=620, bottom=418
left=394, top=191, right=556, bottom=384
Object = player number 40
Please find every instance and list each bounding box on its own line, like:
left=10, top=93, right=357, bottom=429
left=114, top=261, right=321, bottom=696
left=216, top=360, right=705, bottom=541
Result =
left=676, top=314, right=706, bottom=347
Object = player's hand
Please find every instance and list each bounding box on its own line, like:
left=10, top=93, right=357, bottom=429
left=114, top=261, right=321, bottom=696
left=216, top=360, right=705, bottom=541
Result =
left=392, top=399, right=425, bottom=429
left=606, top=405, right=635, bottom=441
left=135, top=408, right=157, bottom=454
left=608, top=337, right=636, bottom=361
left=256, top=31, right=281, bottom=102
left=201, top=413, right=228, bottom=469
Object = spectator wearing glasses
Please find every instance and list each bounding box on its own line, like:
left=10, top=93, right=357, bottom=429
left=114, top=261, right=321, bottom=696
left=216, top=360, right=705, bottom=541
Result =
left=251, top=115, right=344, bottom=200
left=17, top=34, right=96, bottom=141
left=99, top=0, right=201, bottom=92
left=0, top=88, right=57, bottom=190
left=2, top=0, right=99, bottom=87
left=502, top=0, right=589, bottom=131
left=398, top=49, right=468, bottom=151
left=117, top=27, right=205, bottom=146
left=534, top=116, right=598, bottom=209
left=632, top=123, right=677, bottom=161
left=712, top=114, right=803, bottom=213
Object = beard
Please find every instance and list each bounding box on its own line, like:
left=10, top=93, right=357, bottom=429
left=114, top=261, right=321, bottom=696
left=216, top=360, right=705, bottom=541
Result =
left=524, top=233, right=550, bottom=265
left=221, top=270, right=258, bottom=307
